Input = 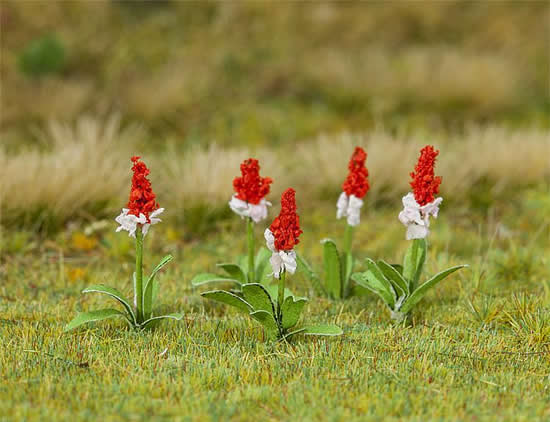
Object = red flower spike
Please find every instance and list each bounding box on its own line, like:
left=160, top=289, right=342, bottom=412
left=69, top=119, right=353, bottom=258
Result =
left=233, top=158, right=273, bottom=205
left=342, top=147, right=370, bottom=198
left=127, top=156, right=159, bottom=222
left=410, top=146, right=442, bottom=206
left=269, top=188, right=303, bottom=251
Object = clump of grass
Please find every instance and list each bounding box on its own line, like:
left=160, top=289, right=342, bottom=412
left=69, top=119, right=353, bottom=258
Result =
left=0, top=115, right=139, bottom=230
left=2, top=124, right=548, bottom=232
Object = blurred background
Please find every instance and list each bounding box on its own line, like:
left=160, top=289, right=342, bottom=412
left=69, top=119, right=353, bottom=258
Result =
left=1, top=1, right=549, bottom=240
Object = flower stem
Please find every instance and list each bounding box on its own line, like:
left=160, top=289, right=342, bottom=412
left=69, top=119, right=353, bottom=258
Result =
left=135, top=227, right=144, bottom=324
left=409, top=238, right=419, bottom=291
left=246, top=217, right=255, bottom=283
left=277, top=270, right=286, bottom=323
left=342, top=224, right=354, bottom=297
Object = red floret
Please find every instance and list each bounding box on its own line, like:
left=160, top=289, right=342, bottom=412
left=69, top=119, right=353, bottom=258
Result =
left=269, top=188, right=302, bottom=251
left=410, top=145, right=442, bottom=206
left=233, top=158, right=273, bottom=205
left=342, top=147, right=370, bottom=198
left=127, top=156, right=159, bottom=222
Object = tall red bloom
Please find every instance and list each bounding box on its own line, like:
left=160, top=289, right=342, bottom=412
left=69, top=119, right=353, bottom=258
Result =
left=233, top=158, right=273, bottom=205
left=269, top=188, right=302, bottom=251
left=342, top=147, right=369, bottom=198
left=127, top=156, right=159, bottom=222
left=410, top=146, right=442, bottom=206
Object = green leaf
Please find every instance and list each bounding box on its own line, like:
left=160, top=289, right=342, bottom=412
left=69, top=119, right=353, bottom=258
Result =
left=217, top=263, right=247, bottom=284
left=64, top=309, right=127, bottom=332
left=82, top=285, right=135, bottom=324
left=322, top=239, right=342, bottom=299
left=250, top=310, right=279, bottom=340
left=351, top=260, right=396, bottom=308
left=401, top=265, right=467, bottom=314
left=143, top=255, right=173, bottom=320
left=281, top=296, right=308, bottom=329
left=377, top=260, right=409, bottom=297
left=296, top=253, right=325, bottom=296
left=391, top=264, right=404, bottom=275
left=403, top=238, right=427, bottom=287
left=365, top=259, right=396, bottom=306
left=140, top=313, right=184, bottom=329
left=201, top=290, right=253, bottom=313
left=281, top=327, right=307, bottom=340
left=255, top=247, right=272, bottom=283
left=302, top=324, right=343, bottom=336
left=191, top=273, right=241, bottom=287
left=263, top=284, right=298, bottom=303
left=242, top=283, right=276, bottom=315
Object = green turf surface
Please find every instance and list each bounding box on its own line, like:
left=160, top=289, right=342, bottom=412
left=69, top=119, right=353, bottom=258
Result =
left=2, top=193, right=549, bottom=421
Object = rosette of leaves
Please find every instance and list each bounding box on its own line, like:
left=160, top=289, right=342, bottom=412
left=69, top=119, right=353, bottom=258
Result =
left=65, top=253, right=183, bottom=331
left=297, top=238, right=355, bottom=300
left=351, top=239, right=467, bottom=323
left=191, top=247, right=272, bottom=291
left=201, top=283, right=343, bottom=341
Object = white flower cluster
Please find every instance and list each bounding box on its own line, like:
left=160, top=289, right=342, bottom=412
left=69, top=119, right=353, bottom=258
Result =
left=336, top=192, right=363, bottom=227
left=264, top=228, right=297, bottom=279
left=398, top=193, right=442, bottom=240
left=229, top=195, right=271, bottom=223
left=115, top=208, right=164, bottom=238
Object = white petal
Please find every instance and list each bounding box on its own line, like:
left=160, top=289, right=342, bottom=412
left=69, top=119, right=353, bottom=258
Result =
left=270, top=252, right=284, bottom=279
left=248, top=201, right=269, bottom=223
left=406, top=223, right=429, bottom=240
left=150, top=208, right=164, bottom=219
left=346, top=195, right=363, bottom=226
left=280, top=250, right=297, bottom=275
left=336, top=192, right=348, bottom=220
left=228, top=195, right=249, bottom=219
left=115, top=209, right=139, bottom=238
left=264, top=228, right=276, bottom=252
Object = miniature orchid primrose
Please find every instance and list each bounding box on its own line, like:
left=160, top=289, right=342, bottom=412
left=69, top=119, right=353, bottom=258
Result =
left=66, top=156, right=183, bottom=331
left=200, top=189, right=342, bottom=341
left=298, top=147, right=370, bottom=299
left=398, top=145, right=443, bottom=240
left=352, top=146, right=467, bottom=323
left=192, top=158, right=273, bottom=290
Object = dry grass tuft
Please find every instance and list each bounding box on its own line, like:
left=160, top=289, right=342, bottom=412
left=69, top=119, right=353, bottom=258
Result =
left=2, top=121, right=548, bottom=227
left=0, top=115, right=139, bottom=225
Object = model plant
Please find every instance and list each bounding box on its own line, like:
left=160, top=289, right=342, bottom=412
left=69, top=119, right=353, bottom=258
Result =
left=298, top=147, right=370, bottom=299
left=201, top=188, right=343, bottom=341
left=191, top=158, right=273, bottom=290
left=351, top=146, right=467, bottom=322
left=65, top=156, right=183, bottom=331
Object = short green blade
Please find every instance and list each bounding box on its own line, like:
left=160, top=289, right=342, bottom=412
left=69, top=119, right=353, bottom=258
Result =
left=302, top=324, right=343, bottom=336
left=64, top=309, right=127, bottom=332
left=401, top=265, right=467, bottom=314
left=201, top=290, right=253, bottom=313
left=281, top=296, right=308, bottom=329
left=322, top=239, right=342, bottom=299
left=82, top=284, right=135, bottom=324
left=242, top=283, right=276, bottom=315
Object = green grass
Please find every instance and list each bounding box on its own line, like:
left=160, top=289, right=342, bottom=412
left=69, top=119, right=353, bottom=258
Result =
left=2, top=187, right=549, bottom=421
